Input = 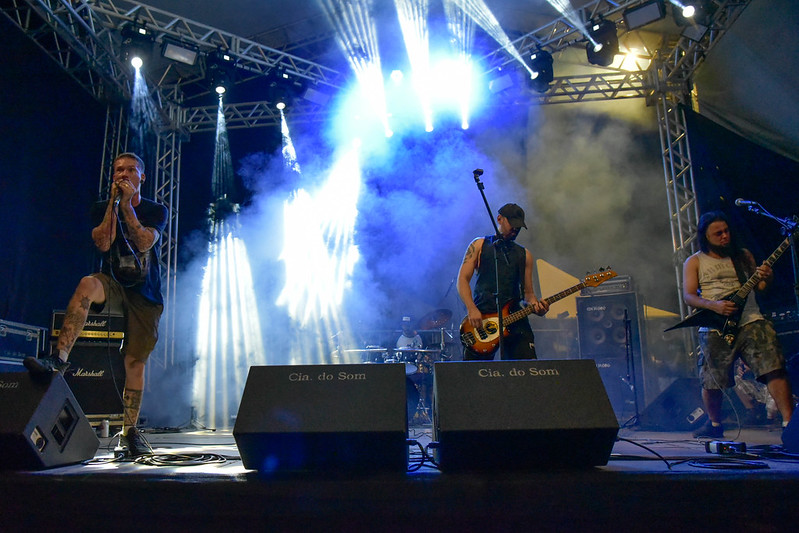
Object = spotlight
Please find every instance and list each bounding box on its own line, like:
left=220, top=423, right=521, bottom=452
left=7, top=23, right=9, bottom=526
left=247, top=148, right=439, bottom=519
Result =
left=120, top=22, right=153, bottom=68
left=302, top=86, right=331, bottom=106
left=276, top=101, right=286, bottom=110
left=206, top=50, right=236, bottom=95
left=623, top=0, right=666, bottom=30
left=527, top=50, right=553, bottom=93
left=488, top=70, right=514, bottom=94
left=162, top=40, right=198, bottom=66
left=585, top=19, right=619, bottom=67
left=671, top=1, right=714, bottom=26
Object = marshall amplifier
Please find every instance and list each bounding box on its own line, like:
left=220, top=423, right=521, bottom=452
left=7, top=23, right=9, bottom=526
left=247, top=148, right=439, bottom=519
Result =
left=50, top=311, right=126, bottom=426
left=51, top=311, right=125, bottom=342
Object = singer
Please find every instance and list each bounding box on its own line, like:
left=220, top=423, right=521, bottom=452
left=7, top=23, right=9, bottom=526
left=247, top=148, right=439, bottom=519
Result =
left=682, top=211, right=793, bottom=439
left=456, top=203, right=549, bottom=360
left=24, top=152, right=168, bottom=457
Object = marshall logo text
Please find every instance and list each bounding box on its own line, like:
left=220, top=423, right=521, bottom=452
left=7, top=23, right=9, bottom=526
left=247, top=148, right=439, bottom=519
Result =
left=73, top=368, right=106, bottom=378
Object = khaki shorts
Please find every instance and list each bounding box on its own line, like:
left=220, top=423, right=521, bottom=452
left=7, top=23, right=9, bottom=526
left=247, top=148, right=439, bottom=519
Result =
left=698, top=320, right=785, bottom=390
left=90, top=273, right=163, bottom=362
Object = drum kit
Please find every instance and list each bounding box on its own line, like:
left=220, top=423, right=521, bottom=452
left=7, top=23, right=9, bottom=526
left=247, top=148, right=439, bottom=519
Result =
left=340, top=308, right=455, bottom=425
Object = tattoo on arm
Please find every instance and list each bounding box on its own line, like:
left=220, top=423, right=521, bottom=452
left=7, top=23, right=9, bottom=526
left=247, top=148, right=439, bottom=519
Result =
left=463, top=243, right=475, bottom=263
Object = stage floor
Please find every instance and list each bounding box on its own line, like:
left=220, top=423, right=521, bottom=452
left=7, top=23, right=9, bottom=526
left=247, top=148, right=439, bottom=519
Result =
left=3, top=423, right=799, bottom=531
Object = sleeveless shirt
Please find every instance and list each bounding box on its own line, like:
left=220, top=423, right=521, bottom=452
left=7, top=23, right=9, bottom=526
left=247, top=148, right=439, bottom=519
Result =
left=473, top=235, right=526, bottom=313
left=695, top=252, right=763, bottom=330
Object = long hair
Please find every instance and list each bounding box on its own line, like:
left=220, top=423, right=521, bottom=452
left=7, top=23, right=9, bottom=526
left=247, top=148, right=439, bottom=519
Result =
left=697, top=210, right=743, bottom=258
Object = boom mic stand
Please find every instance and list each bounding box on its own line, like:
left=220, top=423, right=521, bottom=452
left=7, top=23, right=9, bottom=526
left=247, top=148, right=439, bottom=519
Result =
left=737, top=201, right=799, bottom=316
left=620, top=308, right=640, bottom=428
left=471, top=168, right=509, bottom=359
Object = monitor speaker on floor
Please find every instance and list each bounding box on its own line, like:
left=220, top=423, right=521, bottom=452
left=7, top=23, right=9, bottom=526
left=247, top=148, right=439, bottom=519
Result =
left=638, top=378, right=706, bottom=431
left=0, top=372, right=99, bottom=470
left=233, top=363, right=409, bottom=472
left=432, top=360, right=619, bottom=470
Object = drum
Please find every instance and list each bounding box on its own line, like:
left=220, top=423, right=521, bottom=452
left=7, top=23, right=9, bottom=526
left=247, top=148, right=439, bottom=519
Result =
left=414, top=348, right=441, bottom=375
left=390, top=347, right=419, bottom=375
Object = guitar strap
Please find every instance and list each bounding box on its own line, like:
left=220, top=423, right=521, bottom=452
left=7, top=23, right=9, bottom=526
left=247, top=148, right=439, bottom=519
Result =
left=731, top=254, right=750, bottom=288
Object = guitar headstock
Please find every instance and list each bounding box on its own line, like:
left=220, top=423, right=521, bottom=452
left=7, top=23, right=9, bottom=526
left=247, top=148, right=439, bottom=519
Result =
left=583, top=267, right=617, bottom=287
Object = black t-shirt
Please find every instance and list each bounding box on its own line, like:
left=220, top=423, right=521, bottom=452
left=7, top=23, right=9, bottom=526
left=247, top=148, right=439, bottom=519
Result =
left=91, top=198, right=168, bottom=305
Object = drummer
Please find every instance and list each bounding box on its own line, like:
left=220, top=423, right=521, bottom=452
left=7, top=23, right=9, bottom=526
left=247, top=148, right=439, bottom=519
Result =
left=396, top=316, right=423, bottom=350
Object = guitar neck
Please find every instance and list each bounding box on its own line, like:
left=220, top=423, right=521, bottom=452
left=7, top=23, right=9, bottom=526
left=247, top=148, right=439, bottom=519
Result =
left=734, top=235, right=793, bottom=301
left=504, top=283, right=586, bottom=325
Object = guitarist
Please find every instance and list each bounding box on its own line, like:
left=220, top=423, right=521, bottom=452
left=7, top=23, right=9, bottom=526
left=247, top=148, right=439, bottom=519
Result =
left=683, top=211, right=793, bottom=438
left=456, top=203, right=549, bottom=360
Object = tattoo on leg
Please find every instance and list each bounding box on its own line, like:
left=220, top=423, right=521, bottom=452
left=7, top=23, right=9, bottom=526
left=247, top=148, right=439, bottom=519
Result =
left=123, top=388, right=144, bottom=429
left=57, top=294, right=91, bottom=354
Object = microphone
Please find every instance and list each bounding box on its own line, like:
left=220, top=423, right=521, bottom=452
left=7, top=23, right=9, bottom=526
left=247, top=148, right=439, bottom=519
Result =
left=473, top=168, right=483, bottom=176
left=113, top=189, right=122, bottom=206
left=735, top=198, right=759, bottom=207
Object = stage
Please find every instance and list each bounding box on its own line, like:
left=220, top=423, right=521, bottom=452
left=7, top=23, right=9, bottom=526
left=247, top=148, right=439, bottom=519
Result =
left=3, top=424, right=799, bottom=531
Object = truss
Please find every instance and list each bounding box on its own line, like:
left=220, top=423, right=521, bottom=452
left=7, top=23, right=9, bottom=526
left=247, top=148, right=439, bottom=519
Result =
left=1, top=0, right=753, bottom=369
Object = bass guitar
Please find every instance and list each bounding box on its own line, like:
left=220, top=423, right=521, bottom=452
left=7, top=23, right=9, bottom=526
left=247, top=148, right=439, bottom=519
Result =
left=460, top=269, right=617, bottom=356
left=665, top=232, right=797, bottom=345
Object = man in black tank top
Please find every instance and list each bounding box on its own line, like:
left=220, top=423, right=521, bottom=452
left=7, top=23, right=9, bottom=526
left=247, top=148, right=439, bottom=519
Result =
left=457, top=203, right=549, bottom=360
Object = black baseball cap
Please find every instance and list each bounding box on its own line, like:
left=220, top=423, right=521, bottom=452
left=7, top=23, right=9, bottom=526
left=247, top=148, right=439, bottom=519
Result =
left=498, top=203, right=527, bottom=229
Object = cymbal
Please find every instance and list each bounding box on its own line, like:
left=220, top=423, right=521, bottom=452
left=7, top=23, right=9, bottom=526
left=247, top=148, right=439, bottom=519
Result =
left=394, top=347, right=441, bottom=353
left=416, top=308, right=453, bottom=329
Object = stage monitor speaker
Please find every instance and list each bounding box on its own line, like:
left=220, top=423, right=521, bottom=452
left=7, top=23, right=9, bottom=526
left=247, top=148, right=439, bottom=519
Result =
left=61, top=342, right=125, bottom=422
left=0, top=372, right=99, bottom=470
left=577, top=292, right=644, bottom=420
left=432, top=360, right=619, bottom=470
left=233, top=363, right=409, bottom=472
left=638, top=378, right=706, bottom=431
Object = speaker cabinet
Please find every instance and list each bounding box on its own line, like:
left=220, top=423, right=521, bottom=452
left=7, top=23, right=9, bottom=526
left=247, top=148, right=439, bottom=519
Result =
left=0, top=372, right=99, bottom=470
left=577, top=292, right=644, bottom=420
left=432, top=360, right=619, bottom=470
left=233, top=363, right=409, bottom=472
left=60, top=342, right=125, bottom=424
left=638, top=378, right=706, bottom=431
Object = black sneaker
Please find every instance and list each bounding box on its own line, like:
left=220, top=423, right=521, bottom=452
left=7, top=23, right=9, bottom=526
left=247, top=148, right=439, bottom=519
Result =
left=693, top=421, right=724, bottom=438
left=121, top=427, right=153, bottom=457
left=23, top=355, right=70, bottom=374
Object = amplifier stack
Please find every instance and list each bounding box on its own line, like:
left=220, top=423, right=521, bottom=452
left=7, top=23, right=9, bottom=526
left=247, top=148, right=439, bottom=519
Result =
left=51, top=311, right=126, bottom=428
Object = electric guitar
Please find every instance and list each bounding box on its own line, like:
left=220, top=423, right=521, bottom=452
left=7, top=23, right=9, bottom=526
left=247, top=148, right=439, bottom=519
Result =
left=665, top=232, right=797, bottom=345
left=460, top=269, right=617, bottom=356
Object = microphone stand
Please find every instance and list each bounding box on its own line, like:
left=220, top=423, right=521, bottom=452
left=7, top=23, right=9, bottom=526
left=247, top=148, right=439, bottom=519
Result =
left=740, top=202, right=799, bottom=315
left=621, top=308, right=640, bottom=428
left=471, top=168, right=508, bottom=360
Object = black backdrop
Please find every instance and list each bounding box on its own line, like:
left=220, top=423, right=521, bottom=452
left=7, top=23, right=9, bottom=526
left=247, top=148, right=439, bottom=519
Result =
left=685, top=106, right=799, bottom=315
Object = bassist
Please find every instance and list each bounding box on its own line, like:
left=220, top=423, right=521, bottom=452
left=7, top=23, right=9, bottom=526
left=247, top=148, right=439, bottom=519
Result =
left=456, top=203, right=549, bottom=360
left=683, top=211, right=793, bottom=438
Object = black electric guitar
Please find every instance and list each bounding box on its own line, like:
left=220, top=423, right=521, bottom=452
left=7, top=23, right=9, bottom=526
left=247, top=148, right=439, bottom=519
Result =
left=665, top=232, right=796, bottom=345
left=460, top=269, right=617, bottom=356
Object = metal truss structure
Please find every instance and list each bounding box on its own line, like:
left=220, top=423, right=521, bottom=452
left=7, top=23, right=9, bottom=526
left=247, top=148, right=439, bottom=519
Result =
left=1, top=0, right=753, bottom=367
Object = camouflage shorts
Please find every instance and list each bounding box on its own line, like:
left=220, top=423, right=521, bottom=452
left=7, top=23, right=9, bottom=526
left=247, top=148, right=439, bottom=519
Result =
left=698, top=320, right=785, bottom=390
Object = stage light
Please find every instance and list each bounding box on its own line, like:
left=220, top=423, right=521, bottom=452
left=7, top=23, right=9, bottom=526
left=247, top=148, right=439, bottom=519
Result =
left=302, top=86, right=331, bottom=106
left=585, top=19, right=619, bottom=67
left=488, top=70, right=514, bottom=94
left=276, top=101, right=286, bottom=110
left=206, top=50, right=236, bottom=95
left=162, top=40, right=198, bottom=66
left=671, top=1, right=714, bottom=26
left=527, top=50, right=553, bottom=93
left=623, top=0, right=666, bottom=30
left=121, top=22, right=153, bottom=68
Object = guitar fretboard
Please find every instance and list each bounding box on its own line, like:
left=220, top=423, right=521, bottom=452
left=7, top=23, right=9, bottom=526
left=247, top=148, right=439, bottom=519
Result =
left=734, top=235, right=794, bottom=301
